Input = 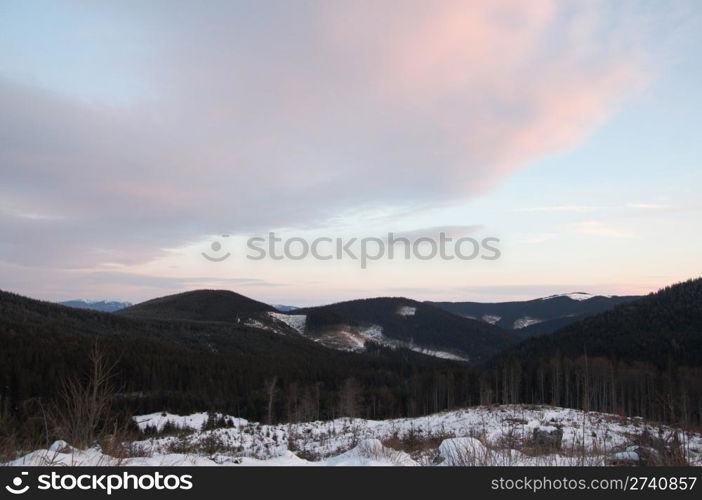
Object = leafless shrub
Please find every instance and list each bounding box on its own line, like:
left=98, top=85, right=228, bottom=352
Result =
left=382, top=428, right=454, bottom=465
left=164, top=432, right=240, bottom=459
left=0, top=435, right=20, bottom=464
left=356, top=439, right=412, bottom=465
left=495, top=418, right=525, bottom=451
left=97, top=417, right=148, bottom=462
left=628, top=429, right=689, bottom=466
left=49, top=342, right=120, bottom=449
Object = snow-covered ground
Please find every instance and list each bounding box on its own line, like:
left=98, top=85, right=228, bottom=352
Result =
left=298, top=322, right=470, bottom=362
left=257, top=310, right=468, bottom=362
left=406, top=345, right=468, bottom=362
left=267, top=311, right=307, bottom=333
left=396, top=306, right=416, bottom=316
left=512, top=317, right=542, bottom=329
left=481, top=314, right=501, bottom=324
left=7, top=405, right=702, bottom=467
left=352, top=324, right=469, bottom=362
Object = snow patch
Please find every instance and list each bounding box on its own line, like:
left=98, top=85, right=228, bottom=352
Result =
left=48, top=440, right=72, bottom=453
left=408, top=346, right=469, bottom=362
left=611, top=450, right=639, bottom=462
left=357, top=324, right=384, bottom=341
left=325, top=439, right=417, bottom=466
left=513, top=317, right=542, bottom=329
left=482, top=314, right=501, bottom=324
left=268, top=312, right=306, bottom=333
left=354, top=325, right=469, bottom=362
left=396, top=306, right=416, bottom=316
left=243, top=319, right=273, bottom=331
left=542, top=292, right=611, bottom=301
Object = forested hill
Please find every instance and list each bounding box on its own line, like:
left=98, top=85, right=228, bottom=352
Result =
left=296, top=297, right=516, bottom=362
left=495, top=278, right=702, bottom=368
left=430, top=293, right=640, bottom=338
left=0, top=289, right=481, bottom=437
left=117, top=289, right=275, bottom=322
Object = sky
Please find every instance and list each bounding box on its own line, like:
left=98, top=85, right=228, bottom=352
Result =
left=1, top=0, right=701, bottom=306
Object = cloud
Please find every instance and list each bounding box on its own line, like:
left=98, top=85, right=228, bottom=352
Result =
left=0, top=1, right=663, bottom=296
left=626, top=203, right=672, bottom=210
left=515, top=206, right=601, bottom=213
left=389, top=225, right=483, bottom=242
left=570, top=220, right=635, bottom=238
left=0, top=259, right=280, bottom=302
left=517, top=233, right=559, bottom=244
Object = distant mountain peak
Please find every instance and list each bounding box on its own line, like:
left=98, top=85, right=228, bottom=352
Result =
left=271, top=304, right=299, bottom=312
left=60, top=299, right=132, bottom=312
left=541, top=292, right=608, bottom=301
left=430, top=293, right=640, bottom=339
left=500, top=277, right=702, bottom=368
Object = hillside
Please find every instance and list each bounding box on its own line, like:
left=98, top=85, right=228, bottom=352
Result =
left=0, top=289, right=481, bottom=441
left=430, top=293, right=640, bottom=338
left=295, top=297, right=516, bottom=363
left=499, top=278, right=702, bottom=367
left=479, top=279, right=702, bottom=424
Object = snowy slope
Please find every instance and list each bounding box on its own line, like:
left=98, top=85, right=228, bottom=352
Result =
left=267, top=312, right=306, bottom=333
left=8, top=405, right=702, bottom=467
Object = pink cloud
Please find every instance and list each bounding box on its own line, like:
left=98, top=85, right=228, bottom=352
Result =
left=322, top=0, right=649, bottom=192
left=0, top=0, right=662, bottom=287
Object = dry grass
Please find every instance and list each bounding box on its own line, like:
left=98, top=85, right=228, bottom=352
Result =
left=382, top=428, right=452, bottom=455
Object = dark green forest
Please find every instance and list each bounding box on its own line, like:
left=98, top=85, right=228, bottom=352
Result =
left=1, top=278, right=701, bottom=448
left=117, top=289, right=275, bottom=321
left=431, top=294, right=641, bottom=336
left=481, top=278, right=702, bottom=424
left=0, top=290, right=480, bottom=443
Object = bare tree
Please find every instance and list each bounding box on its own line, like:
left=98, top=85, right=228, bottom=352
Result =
left=338, top=377, right=362, bottom=418
left=51, top=341, right=119, bottom=448
left=265, top=376, right=278, bottom=425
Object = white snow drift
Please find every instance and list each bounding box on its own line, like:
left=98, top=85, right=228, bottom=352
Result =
left=7, top=405, right=702, bottom=467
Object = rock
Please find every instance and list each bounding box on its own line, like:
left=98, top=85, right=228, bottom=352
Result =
left=607, top=445, right=660, bottom=466
left=47, top=440, right=73, bottom=453
left=607, top=449, right=640, bottom=466
left=532, top=426, right=563, bottom=450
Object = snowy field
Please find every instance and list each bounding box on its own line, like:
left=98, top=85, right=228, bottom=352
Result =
left=6, top=405, right=702, bottom=467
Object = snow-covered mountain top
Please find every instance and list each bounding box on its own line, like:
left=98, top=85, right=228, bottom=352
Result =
left=271, top=304, right=299, bottom=312
left=541, top=292, right=611, bottom=301
left=59, top=300, right=133, bottom=312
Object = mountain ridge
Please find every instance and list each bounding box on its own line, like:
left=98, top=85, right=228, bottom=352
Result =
left=294, top=296, right=517, bottom=363
left=429, top=293, right=641, bottom=338
left=60, top=299, right=133, bottom=312
left=492, top=278, right=702, bottom=368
